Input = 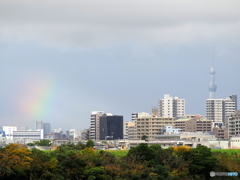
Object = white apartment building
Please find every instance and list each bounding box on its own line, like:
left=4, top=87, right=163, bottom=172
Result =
left=69, top=129, right=81, bottom=140
left=3, top=126, right=17, bottom=140
left=159, top=94, right=185, bottom=118
left=206, top=95, right=237, bottom=127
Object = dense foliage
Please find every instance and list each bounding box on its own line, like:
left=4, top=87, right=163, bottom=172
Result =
left=0, top=143, right=239, bottom=180
left=27, top=140, right=52, bottom=146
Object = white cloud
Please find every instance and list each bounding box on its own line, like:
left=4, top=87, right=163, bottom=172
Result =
left=0, top=0, right=240, bottom=47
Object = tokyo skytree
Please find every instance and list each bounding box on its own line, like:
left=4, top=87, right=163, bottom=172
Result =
left=208, top=46, right=217, bottom=99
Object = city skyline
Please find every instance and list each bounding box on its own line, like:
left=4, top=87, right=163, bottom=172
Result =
left=0, top=1, right=240, bottom=130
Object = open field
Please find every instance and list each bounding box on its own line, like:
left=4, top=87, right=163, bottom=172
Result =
left=106, top=149, right=240, bottom=157
left=105, top=150, right=128, bottom=157
left=211, top=149, right=240, bottom=154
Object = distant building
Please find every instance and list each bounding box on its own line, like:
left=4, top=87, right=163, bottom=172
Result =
left=206, top=95, right=237, bottom=126
left=134, top=117, right=175, bottom=140
left=90, top=111, right=104, bottom=140
left=131, top=112, right=151, bottom=122
left=152, top=108, right=158, bottom=117
left=3, top=126, right=17, bottom=140
left=0, top=131, right=6, bottom=138
left=99, top=114, right=123, bottom=140
left=175, top=118, right=212, bottom=133
left=81, top=128, right=90, bottom=140
left=53, top=128, right=62, bottom=133
left=43, top=123, right=51, bottom=137
left=182, top=114, right=203, bottom=119
left=226, top=110, right=240, bottom=138
left=69, top=129, right=81, bottom=140
left=159, top=94, right=185, bottom=118
left=36, top=120, right=43, bottom=130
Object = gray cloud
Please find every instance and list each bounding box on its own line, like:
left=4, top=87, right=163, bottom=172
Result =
left=1, top=0, right=240, bottom=47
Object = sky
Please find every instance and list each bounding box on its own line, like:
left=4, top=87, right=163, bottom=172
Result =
left=0, top=0, right=240, bottom=131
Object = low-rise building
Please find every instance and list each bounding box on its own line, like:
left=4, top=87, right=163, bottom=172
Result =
left=162, top=126, right=180, bottom=135
left=229, top=136, right=240, bottom=148
left=211, top=127, right=228, bottom=139
left=13, top=129, right=44, bottom=140
left=135, top=117, right=175, bottom=140
left=175, top=118, right=212, bottom=132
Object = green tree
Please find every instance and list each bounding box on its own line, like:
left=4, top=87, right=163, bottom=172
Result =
left=86, top=139, right=94, bottom=148
left=75, top=142, right=86, bottom=150
left=35, top=140, right=51, bottom=146
left=0, top=144, right=33, bottom=179
left=28, top=148, right=59, bottom=180
left=189, top=145, right=217, bottom=178
left=141, top=135, right=148, bottom=141
left=27, top=143, right=35, bottom=146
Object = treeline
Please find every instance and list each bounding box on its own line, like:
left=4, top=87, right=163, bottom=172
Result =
left=0, top=143, right=240, bottom=180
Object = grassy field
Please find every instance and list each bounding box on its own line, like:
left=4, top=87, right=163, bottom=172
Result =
left=105, top=150, right=129, bottom=157
left=105, top=149, right=240, bottom=157
left=211, top=149, right=240, bottom=154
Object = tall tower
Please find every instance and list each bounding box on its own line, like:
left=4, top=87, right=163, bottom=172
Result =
left=208, top=45, right=217, bottom=99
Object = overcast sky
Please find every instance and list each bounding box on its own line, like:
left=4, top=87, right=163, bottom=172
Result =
left=0, top=0, right=240, bottom=131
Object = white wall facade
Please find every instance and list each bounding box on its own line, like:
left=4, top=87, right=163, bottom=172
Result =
left=206, top=96, right=236, bottom=126
left=3, top=126, right=17, bottom=140
left=159, top=94, right=185, bottom=118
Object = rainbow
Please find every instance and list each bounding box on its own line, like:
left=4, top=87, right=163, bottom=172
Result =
left=17, top=76, right=58, bottom=122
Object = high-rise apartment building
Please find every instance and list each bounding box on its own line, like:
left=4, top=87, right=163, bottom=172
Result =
left=206, top=95, right=237, bottom=127
left=159, top=94, right=185, bottom=118
left=99, top=114, right=123, bottom=140
left=90, top=111, right=104, bottom=140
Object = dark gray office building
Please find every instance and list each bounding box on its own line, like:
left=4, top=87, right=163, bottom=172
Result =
left=100, top=114, right=123, bottom=140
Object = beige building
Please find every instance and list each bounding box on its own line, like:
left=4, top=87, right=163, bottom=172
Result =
left=135, top=117, right=175, bottom=140
left=226, top=110, right=240, bottom=138
left=212, top=127, right=228, bottom=139
left=124, top=122, right=135, bottom=140
left=175, top=118, right=212, bottom=132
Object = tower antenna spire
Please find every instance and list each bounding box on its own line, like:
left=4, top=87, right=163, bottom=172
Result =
left=212, top=44, right=214, bottom=67
left=208, top=45, right=217, bottom=99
